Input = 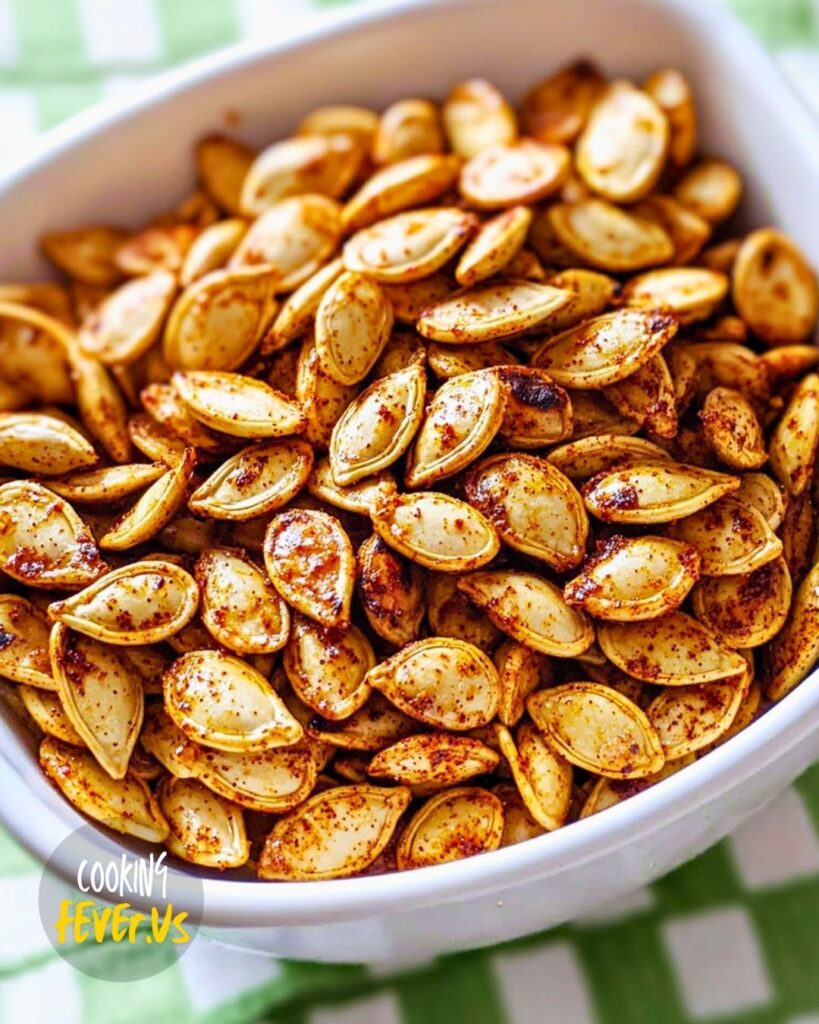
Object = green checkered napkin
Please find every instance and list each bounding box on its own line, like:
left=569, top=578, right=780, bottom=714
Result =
left=1, top=1, right=819, bottom=1022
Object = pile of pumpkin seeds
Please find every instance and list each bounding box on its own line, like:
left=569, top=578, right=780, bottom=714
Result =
left=0, top=62, right=817, bottom=879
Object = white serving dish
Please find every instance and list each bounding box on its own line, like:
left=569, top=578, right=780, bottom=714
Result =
left=0, top=0, right=818, bottom=965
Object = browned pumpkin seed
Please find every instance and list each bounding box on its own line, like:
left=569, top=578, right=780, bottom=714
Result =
left=565, top=534, right=700, bottom=621
left=259, top=784, right=410, bottom=880
left=527, top=682, right=665, bottom=779
left=263, top=508, right=355, bottom=626
left=189, top=439, right=313, bottom=520
left=329, top=363, right=426, bottom=486
left=196, top=546, right=290, bottom=654
left=582, top=462, right=740, bottom=524
left=396, top=786, right=504, bottom=868
left=48, top=560, right=198, bottom=645
left=666, top=496, right=783, bottom=575
left=0, top=480, right=108, bottom=588
left=692, top=556, right=792, bottom=648
left=764, top=561, right=819, bottom=701
left=371, top=490, right=500, bottom=572
left=50, top=623, right=144, bottom=778
left=405, top=369, right=505, bottom=487
left=365, top=637, right=501, bottom=730
left=465, top=453, right=588, bottom=570
left=458, top=570, right=594, bottom=656
left=417, top=280, right=571, bottom=344
left=357, top=534, right=425, bottom=647
left=158, top=775, right=249, bottom=868
left=163, top=648, right=303, bottom=752
left=576, top=81, right=668, bottom=202
left=0, top=595, right=54, bottom=689
left=495, top=722, right=572, bottom=830
left=40, top=736, right=168, bottom=841
left=283, top=613, right=374, bottom=720
left=533, top=309, right=678, bottom=389
left=597, top=611, right=748, bottom=684
left=768, top=373, right=819, bottom=496
left=369, top=732, right=499, bottom=786
left=443, top=79, right=517, bottom=158
left=699, top=386, right=768, bottom=470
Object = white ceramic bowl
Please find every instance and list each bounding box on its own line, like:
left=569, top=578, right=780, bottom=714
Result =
left=1, top=0, right=818, bottom=965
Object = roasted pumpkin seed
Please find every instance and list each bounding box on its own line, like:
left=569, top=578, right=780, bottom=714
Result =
left=373, top=98, right=444, bottom=165
left=0, top=412, right=97, bottom=475
left=196, top=546, right=290, bottom=654
left=699, top=386, right=768, bottom=470
left=548, top=199, right=674, bottom=271
left=576, top=81, right=668, bottom=202
left=465, top=453, right=588, bottom=570
left=0, top=595, right=54, bottom=689
left=405, top=369, right=505, bottom=487
left=40, top=736, right=168, bottom=841
left=19, top=684, right=84, bottom=744
left=666, top=496, right=782, bottom=575
left=443, top=79, right=517, bottom=158
left=341, top=154, right=460, bottom=232
left=396, top=786, right=504, bottom=868
left=163, top=266, right=277, bottom=371
left=646, top=670, right=750, bottom=759
left=366, top=637, right=500, bottom=730
left=264, top=508, right=354, bottom=626
left=458, top=570, right=594, bottom=656
left=371, top=490, right=500, bottom=572
left=173, top=370, right=306, bottom=438
left=314, top=271, right=394, bottom=385
left=764, top=561, right=819, bottom=700
left=565, top=534, right=700, bottom=620
left=163, top=649, right=303, bottom=752
left=533, top=309, right=678, bottom=389
left=622, top=267, right=727, bottom=324
left=0, top=480, right=108, bottom=588
left=241, top=134, right=362, bottom=216
left=50, top=623, right=144, bottom=778
left=99, top=447, right=196, bottom=550
left=283, top=614, right=374, bottom=720
left=494, top=366, right=573, bottom=447
left=417, top=280, right=571, bottom=343
left=673, top=159, right=742, bottom=224
left=357, top=534, right=425, bottom=647
left=527, top=682, right=664, bottom=779
left=189, top=439, right=313, bottom=520
left=519, top=60, right=605, bottom=144
left=583, top=462, right=740, bottom=524
left=456, top=206, right=532, bottom=287
left=546, top=434, right=671, bottom=482
left=693, top=556, right=792, bottom=649
left=460, top=139, right=570, bottom=208
left=598, top=610, right=748, bottom=684
left=48, top=560, right=199, bottom=645
left=259, top=784, right=410, bottom=880
left=158, top=775, right=249, bottom=868
left=495, top=722, right=572, bottom=830
left=768, top=373, right=819, bottom=496
left=426, top=571, right=502, bottom=652
left=369, top=732, right=499, bottom=787
left=263, top=258, right=344, bottom=351
left=79, top=270, right=177, bottom=365
left=344, top=207, right=476, bottom=283
left=603, top=354, right=678, bottom=438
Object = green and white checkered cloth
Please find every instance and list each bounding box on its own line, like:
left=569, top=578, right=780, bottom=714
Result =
left=1, top=1, right=819, bottom=1022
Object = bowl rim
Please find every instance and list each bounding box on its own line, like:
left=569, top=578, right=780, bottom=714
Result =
left=1, top=0, right=819, bottom=928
